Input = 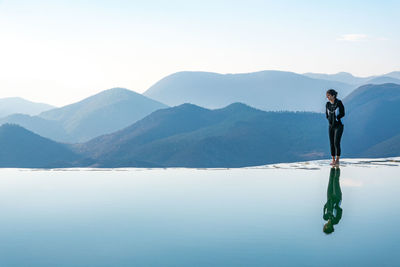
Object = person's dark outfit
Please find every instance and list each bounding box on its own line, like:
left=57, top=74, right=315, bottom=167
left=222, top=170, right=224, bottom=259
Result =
left=323, top=167, right=342, bottom=225
left=326, top=99, right=345, bottom=156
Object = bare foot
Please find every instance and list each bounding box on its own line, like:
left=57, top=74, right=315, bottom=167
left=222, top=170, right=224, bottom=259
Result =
left=330, top=160, right=336, bottom=166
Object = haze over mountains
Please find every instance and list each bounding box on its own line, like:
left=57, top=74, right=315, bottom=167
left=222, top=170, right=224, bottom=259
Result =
left=75, top=103, right=327, bottom=167
left=2, top=83, right=399, bottom=168
left=75, top=83, right=400, bottom=167
left=342, top=83, right=400, bottom=157
left=38, top=87, right=168, bottom=142
left=143, top=70, right=355, bottom=112
left=303, top=71, right=400, bottom=85
left=385, top=71, right=400, bottom=80
left=0, top=70, right=399, bottom=168
left=0, top=97, right=54, bottom=118
left=364, top=76, right=400, bottom=85
left=2, top=70, right=399, bottom=120
left=0, top=88, right=167, bottom=142
left=0, top=124, right=81, bottom=168
left=303, top=72, right=372, bottom=85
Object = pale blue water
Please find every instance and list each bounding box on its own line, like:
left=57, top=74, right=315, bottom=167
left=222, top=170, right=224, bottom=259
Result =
left=0, top=160, right=399, bottom=266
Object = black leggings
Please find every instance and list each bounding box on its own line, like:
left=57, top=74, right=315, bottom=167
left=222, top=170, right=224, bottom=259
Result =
left=329, top=124, right=344, bottom=157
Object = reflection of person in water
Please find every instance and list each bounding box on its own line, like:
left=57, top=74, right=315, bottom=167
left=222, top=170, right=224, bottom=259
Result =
left=323, top=167, right=342, bottom=234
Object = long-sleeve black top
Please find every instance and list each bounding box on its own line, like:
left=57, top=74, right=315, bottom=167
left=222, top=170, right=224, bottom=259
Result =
left=326, top=99, right=345, bottom=127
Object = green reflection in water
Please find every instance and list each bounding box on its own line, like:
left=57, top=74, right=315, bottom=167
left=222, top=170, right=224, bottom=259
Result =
left=323, top=167, right=342, bottom=234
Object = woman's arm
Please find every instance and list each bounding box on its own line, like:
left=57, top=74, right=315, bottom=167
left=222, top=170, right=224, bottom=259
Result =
left=325, top=103, right=329, bottom=119
left=337, top=100, right=345, bottom=120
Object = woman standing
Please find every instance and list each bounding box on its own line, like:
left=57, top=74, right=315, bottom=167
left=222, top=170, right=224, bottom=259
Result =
left=326, top=89, right=345, bottom=165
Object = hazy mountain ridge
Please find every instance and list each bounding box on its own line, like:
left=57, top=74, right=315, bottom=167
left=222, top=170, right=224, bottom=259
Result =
left=143, top=70, right=355, bottom=112
left=76, top=103, right=328, bottom=167
left=39, top=87, right=169, bottom=142
left=1, top=77, right=400, bottom=168
left=303, top=72, right=372, bottom=85
left=363, top=134, right=400, bottom=157
left=0, top=124, right=83, bottom=168
left=384, top=71, right=400, bottom=79
left=1, top=83, right=400, bottom=168
left=0, top=114, right=68, bottom=140
left=342, top=83, right=400, bottom=156
left=1, top=88, right=168, bottom=142
left=365, top=76, right=400, bottom=85
left=0, top=97, right=54, bottom=118
left=303, top=71, right=400, bottom=86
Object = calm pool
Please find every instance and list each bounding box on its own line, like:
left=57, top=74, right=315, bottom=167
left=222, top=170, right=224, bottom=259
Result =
left=0, top=159, right=399, bottom=266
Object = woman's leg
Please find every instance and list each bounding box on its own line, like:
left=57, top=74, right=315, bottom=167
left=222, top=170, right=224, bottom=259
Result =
left=334, top=125, right=344, bottom=161
left=329, top=126, right=336, bottom=164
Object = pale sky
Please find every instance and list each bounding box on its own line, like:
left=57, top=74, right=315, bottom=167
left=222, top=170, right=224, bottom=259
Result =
left=1, top=0, right=399, bottom=106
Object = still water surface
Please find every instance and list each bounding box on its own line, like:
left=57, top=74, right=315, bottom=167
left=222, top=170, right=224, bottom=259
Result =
left=0, top=159, right=399, bottom=266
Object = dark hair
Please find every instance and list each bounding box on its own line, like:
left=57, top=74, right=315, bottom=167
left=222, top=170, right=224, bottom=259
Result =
left=326, top=89, right=338, bottom=98
left=323, top=222, right=334, bottom=234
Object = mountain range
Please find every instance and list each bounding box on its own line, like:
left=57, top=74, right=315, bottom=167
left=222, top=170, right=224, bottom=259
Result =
left=143, top=70, right=355, bottom=112
left=303, top=72, right=372, bottom=85
left=2, top=70, right=399, bottom=144
left=1, top=83, right=399, bottom=168
left=303, top=71, right=400, bottom=85
left=74, top=103, right=327, bottom=167
left=0, top=88, right=167, bottom=142
left=0, top=124, right=82, bottom=168
left=342, top=83, right=400, bottom=157
left=3, top=70, right=399, bottom=120
left=76, top=83, right=400, bottom=167
left=0, top=97, right=54, bottom=118
left=0, top=72, right=400, bottom=168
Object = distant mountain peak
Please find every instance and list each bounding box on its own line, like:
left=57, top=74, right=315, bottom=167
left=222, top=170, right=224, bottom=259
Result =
left=0, top=123, right=24, bottom=132
left=335, top=72, right=355, bottom=77
left=98, top=87, right=137, bottom=94
left=365, top=76, right=400, bottom=85
left=222, top=102, right=256, bottom=111
left=143, top=70, right=355, bottom=112
left=0, top=97, right=54, bottom=117
left=170, top=102, right=257, bottom=113
left=0, top=123, right=82, bottom=168
left=384, top=71, right=400, bottom=79
left=29, top=87, right=168, bottom=142
left=81, top=87, right=142, bottom=101
left=344, top=83, right=400, bottom=107
left=107, top=87, right=129, bottom=91
left=170, top=103, right=209, bottom=112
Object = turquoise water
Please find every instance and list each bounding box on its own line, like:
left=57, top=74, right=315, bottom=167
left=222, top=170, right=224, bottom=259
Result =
left=0, top=159, right=399, bottom=266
